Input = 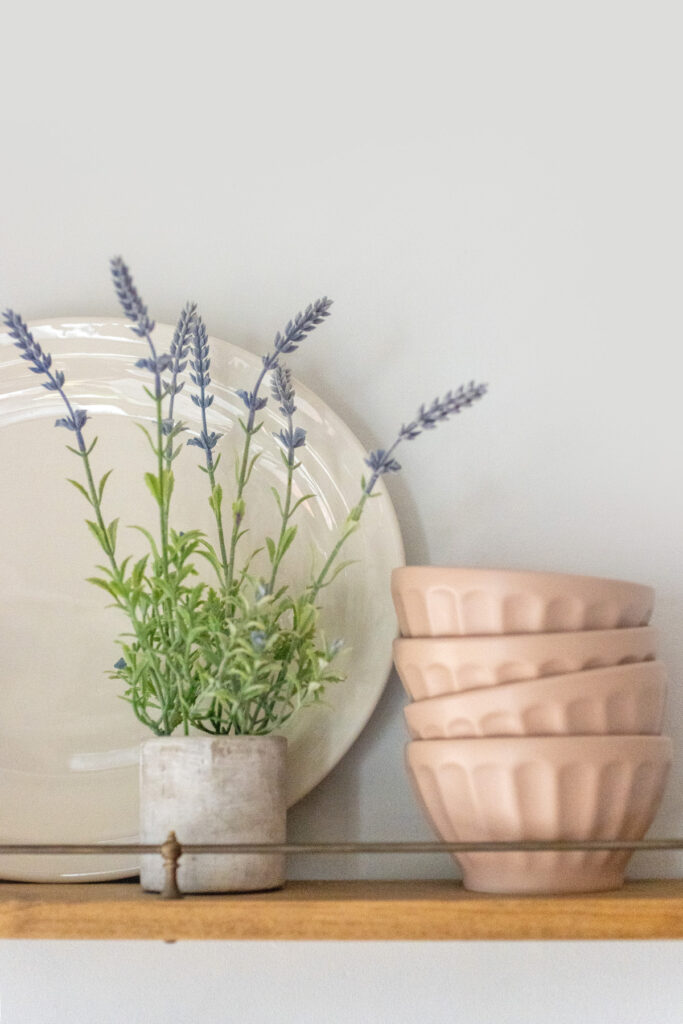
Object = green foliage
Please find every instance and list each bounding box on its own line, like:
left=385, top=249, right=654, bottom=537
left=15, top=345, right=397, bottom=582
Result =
left=87, top=524, right=344, bottom=737
left=65, top=342, right=353, bottom=739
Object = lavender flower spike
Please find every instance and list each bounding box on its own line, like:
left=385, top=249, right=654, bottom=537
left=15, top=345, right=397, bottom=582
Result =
left=163, top=301, right=197, bottom=436
left=398, top=382, right=488, bottom=441
left=271, top=363, right=297, bottom=416
left=189, top=316, right=213, bottom=410
left=187, top=315, right=222, bottom=464
left=168, top=302, right=197, bottom=393
left=236, top=386, right=268, bottom=415
left=2, top=310, right=90, bottom=439
left=237, top=296, right=333, bottom=425
left=3, top=310, right=53, bottom=377
left=110, top=257, right=155, bottom=339
left=271, top=364, right=306, bottom=465
left=364, top=381, right=488, bottom=495
left=365, top=449, right=401, bottom=476
left=109, top=256, right=171, bottom=391
left=262, top=297, right=333, bottom=371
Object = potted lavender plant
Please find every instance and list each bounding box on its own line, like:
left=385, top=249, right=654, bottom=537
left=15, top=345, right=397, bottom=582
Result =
left=3, top=259, right=486, bottom=892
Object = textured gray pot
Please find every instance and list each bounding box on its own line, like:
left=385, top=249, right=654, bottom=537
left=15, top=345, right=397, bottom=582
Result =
left=139, top=735, right=287, bottom=894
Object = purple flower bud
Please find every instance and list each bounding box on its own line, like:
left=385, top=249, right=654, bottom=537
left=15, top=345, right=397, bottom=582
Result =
left=110, top=257, right=155, bottom=337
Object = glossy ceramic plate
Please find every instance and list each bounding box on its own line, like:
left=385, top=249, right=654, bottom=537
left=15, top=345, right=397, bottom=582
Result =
left=0, top=317, right=404, bottom=881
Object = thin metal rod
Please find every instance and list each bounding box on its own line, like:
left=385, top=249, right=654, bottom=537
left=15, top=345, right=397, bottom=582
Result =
left=1, top=839, right=682, bottom=855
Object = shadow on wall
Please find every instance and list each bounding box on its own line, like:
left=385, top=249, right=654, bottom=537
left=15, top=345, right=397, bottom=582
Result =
left=286, top=664, right=458, bottom=882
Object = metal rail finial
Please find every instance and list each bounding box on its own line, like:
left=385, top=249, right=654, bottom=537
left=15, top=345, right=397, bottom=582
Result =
left=160, top=831, right=182, bottom=900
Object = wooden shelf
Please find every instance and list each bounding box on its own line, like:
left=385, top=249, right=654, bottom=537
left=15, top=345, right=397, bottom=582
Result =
left=0, top=879, right=682, bottom=941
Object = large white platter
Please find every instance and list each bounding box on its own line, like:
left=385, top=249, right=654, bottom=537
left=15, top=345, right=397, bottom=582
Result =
left=0, top=317, right=404, bottom=881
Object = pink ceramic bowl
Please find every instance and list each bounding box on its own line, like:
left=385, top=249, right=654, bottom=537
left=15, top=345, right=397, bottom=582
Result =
left=406, top=735, right=672, bottom=893
left=393, top=627, right=658, bottom=699
left=403, top=661, right=667, bottom=739
left=391, top=567, right=655, bottom=637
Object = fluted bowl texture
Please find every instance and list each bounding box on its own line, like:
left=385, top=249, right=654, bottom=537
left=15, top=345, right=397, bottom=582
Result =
left=391, top=567, right=655, bottom=637
left=403, top=661, right=667, bottom=739
left=406, top=735, right=672, bottom=893
left=393, top=627, right=658, bottom=699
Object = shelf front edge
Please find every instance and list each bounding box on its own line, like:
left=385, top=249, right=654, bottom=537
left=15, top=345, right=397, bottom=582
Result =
left=0, top=880, right=682, bottom=941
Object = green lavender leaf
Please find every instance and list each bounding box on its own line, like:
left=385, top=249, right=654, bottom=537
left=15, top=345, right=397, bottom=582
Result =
left=289, top=493, right=315, bottom=515
left=209, top=484, right=223, bottom=517
left=270, top=486, right=283, bottom=515
left=278, top=524, right=298, bottom=559
left=162, top=468, right=175, bottom=502
left=129, top=525, right=160, bottom=560
left=98, top=470, right=113, bottom=502
left=244, top=451, right=262, bottom=485
left=131, top=555, right=149, bottom=586
left=85, top=519, right=108, bottom=550
left=86, top=576, right=118, bottom=597
left=144, top=472, right=161, bottom=505
left=67, top=478, right=93, bottom=506
left=135, top=422, right=158, bottom=456
left=107, top=518, right=119, bottom=551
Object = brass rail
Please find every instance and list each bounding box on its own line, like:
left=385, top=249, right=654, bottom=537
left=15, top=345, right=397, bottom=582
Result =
left=2, top=835, right=681, bottom=900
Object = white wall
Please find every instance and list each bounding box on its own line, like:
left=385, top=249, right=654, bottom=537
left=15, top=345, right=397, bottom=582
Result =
left=1, top=0, right=682, bottom=1020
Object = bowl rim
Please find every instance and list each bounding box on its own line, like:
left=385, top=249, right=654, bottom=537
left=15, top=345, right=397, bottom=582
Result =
left=393, top=625, right=660, bottom=651
left=403, top=659, right=668, bottom=723
left=406, top=733, right=673, bottom=753
left=391, top=565, right=654, bottom=593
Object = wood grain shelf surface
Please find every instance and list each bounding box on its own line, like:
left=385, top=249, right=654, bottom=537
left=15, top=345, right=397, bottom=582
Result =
left=0, top=879, right=682, bottom=941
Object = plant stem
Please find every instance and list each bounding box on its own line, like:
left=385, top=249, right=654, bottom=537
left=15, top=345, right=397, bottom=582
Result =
left=309, top=492, right=367, bottom=601
left=72, top=423, right=174, bottom=732
left=188, top=316, right=230, bottom=593
left=268, top=456, right=295, bottom=594
left=211, top=491, right=230, bottom=592
left=144, top=333, right=188, bottom=733
left=226, top=364, right=268, bottom=595
left=309, top=435, right=402, bottom=599
left=144, top=333, right=170, bottom=575
left=49, top=372, right=121, bottom=582
left=202, top=435, right=230, bottom=593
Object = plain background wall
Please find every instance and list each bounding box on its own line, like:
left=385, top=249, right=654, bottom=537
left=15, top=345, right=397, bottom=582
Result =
left=1, top=0, right=682, bottom=1020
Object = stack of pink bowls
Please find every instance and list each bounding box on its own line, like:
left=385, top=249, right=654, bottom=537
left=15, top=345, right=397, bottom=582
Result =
left=392, top=567, right=672, bottom=894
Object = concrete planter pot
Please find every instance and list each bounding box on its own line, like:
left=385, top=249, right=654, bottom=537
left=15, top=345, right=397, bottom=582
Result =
left=139, top=735, right=287, bottom=894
